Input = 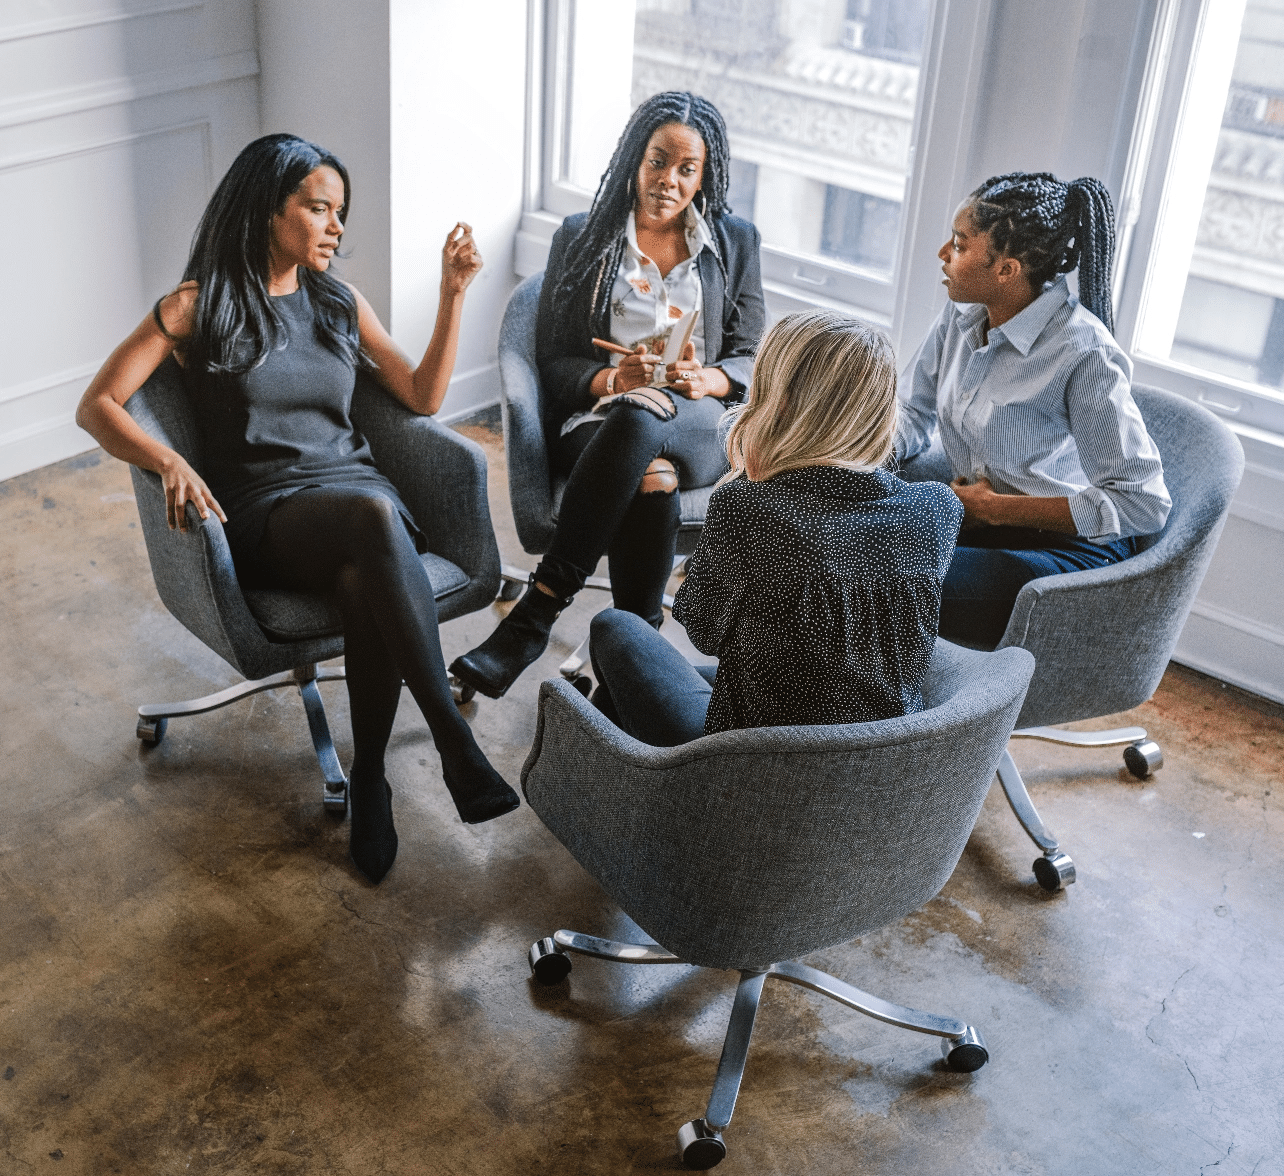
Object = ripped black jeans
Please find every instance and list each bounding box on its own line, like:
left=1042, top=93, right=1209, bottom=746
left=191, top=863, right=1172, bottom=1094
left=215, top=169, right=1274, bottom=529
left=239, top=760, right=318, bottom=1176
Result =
left=547, top=394, right=728, bottom=625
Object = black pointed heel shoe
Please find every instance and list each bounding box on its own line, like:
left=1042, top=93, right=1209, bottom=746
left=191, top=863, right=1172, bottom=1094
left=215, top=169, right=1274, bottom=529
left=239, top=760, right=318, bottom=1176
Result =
left=442, top=761, right=521, bottom=824
left=449, top=582, right=573, bottom=699
left=349, top=775, right=398, bottom=884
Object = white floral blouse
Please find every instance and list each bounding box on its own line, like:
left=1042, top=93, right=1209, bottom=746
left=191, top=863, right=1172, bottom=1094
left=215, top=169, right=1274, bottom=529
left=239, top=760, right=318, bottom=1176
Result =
left=560, top=203, right=716, bottom=436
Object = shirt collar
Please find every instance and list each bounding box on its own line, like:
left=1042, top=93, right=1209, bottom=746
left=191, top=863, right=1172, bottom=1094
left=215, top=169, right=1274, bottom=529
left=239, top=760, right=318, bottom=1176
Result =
left=988, top=277, right=1071, bottom=355
left=951, top=276, right=1071, bottom=356
left=624, top=204, right=715, bottom=267
left=773, top=465, right=897, bottom=500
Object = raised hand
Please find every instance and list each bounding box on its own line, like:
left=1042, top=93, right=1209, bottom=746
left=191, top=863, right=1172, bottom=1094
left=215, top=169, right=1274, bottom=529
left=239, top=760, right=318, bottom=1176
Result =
left=441, top=222, right=483, bottom=295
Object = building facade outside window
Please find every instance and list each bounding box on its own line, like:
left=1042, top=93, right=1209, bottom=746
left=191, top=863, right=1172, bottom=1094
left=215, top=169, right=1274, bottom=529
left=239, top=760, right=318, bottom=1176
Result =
left=1168, top=2, right=1284, bottom=392
left=1120, top=0, right=1284, bottom=434
left=536, top=0, right=936, bottom=317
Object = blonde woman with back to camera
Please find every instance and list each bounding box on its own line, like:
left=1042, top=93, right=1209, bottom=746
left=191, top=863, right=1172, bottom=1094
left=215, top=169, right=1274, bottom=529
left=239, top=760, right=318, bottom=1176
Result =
left=586, top=309, right=965, bottom=747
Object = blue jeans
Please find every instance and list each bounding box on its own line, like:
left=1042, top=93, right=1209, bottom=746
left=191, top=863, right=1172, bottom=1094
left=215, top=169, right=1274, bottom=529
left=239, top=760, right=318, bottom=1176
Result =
left=941, top=526, right=1137, bottom=649
left=588, top=609, right=715, bottom=747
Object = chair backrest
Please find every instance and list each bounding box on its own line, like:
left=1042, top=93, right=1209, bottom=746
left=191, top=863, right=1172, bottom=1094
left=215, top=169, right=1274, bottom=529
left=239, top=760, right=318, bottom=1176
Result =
left=498, top=272, right=557, bottom=553
left=1002, top=383, right=1244, bottom=727
left=523, top=640, right=1034, bottom=971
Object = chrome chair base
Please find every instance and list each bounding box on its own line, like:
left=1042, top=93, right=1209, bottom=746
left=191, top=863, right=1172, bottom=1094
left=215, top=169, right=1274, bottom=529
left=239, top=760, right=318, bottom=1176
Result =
left=528, top=931, right=987, bottom=1169
left=997, top=724, right=1165, bottom=890
left=136, top=663, right=349, bottom=814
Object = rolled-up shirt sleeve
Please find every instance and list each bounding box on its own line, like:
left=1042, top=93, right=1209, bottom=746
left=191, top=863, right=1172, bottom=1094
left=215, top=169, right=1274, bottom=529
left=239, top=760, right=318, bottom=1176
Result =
left=1064, top=347, right=1172, bottom=541
left=895, top=309, right=947, bottom=462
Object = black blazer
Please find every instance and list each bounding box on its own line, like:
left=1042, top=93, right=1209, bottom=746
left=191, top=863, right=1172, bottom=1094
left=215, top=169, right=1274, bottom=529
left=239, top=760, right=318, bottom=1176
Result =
left=535, top=210, right=766, bottom=433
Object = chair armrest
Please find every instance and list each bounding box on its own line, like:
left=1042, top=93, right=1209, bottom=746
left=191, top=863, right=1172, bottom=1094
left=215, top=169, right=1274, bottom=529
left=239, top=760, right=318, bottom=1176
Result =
left=128, top=463, right=270, bottom=676
left=999, top=515, right=1231, bottom=727
left=351, top=376, right=501, bottom=611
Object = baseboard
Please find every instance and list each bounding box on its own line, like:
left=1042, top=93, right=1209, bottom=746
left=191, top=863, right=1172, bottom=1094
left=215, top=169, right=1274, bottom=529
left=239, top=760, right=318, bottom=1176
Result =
left=1175, top=602, right=1284, bottom=706
left=0, top=413, right=98, bottom=482
left=438, top=395, right=500, bottom=427
left=435, top=362, right=501, bottom=424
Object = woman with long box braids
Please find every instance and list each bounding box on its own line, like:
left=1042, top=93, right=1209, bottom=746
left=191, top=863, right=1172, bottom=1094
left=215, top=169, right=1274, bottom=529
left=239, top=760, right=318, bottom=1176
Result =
left=898, top=171, right=1172, bottom=648
left=450, top=91, right=765, bottom=700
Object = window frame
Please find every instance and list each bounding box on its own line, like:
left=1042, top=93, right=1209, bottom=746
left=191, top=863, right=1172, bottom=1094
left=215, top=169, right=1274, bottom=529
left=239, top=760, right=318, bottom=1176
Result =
left=1113, top=0, right=1284, bottom=438
left=517, top=0, right=995, bottom=336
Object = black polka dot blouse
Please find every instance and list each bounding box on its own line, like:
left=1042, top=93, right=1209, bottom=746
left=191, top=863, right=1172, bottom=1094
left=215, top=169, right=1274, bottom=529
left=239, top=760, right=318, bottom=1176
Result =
left=672, top=465, right=963, bottom=735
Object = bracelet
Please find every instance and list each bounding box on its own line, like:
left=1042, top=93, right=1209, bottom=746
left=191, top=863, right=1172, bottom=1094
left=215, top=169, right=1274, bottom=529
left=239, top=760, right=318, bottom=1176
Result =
left=606, top=368, right=617, bottom=394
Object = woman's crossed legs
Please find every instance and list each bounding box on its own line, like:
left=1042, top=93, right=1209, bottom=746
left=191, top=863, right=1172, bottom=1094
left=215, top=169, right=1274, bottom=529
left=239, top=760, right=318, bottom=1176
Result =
left=258, top=485, right=518, bottom=881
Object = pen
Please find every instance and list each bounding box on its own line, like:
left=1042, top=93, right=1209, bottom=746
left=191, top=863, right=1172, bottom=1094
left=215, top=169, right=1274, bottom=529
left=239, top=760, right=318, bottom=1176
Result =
left=592, top=337, right=657, bottom=358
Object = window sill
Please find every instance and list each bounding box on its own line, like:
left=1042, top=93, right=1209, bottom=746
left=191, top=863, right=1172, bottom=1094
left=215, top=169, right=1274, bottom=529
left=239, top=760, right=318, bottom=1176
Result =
left=1131, top=354, right=1284, bottom=442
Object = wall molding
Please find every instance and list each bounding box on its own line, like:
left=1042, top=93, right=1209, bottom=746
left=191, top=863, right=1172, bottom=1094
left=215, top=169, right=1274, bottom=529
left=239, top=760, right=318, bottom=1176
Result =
left=1176, top=600, right=1284, bottom=706
left=1188, top=599, right=1284, bottom=650
left=0, top=361, right=102, bottom=410
left=0, top=49, right=257, bottom=130
left=0, top=1, right=202, bottom=45
left=0, top=412, right=97, bottom=484
left=0, top=116, right=212, bottom=180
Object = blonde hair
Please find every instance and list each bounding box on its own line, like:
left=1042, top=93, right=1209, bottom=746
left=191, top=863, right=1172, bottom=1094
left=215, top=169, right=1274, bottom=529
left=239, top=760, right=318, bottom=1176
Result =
left=723, top=309, right=899, bottom=483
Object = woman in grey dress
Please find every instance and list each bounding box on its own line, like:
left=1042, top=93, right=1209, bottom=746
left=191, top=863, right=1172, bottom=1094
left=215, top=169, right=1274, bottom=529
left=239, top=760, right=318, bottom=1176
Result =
left=76, top=134, right=517, bottom=885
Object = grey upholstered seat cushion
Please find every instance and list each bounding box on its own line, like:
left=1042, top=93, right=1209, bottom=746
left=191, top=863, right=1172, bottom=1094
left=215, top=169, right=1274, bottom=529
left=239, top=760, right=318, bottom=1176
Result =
left=243, top=552, right=469, bottom=641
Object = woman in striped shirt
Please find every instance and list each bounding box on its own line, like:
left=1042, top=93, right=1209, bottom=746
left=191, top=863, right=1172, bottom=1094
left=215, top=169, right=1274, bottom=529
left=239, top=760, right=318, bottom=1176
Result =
left=898, top=172, right=1171, bottom=647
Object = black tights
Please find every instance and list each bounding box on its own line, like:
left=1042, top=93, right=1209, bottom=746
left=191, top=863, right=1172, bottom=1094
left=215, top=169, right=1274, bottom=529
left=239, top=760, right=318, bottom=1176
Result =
left=257, top=486, right=482, bottom=781
left=547, top=395, right=726, bottom=621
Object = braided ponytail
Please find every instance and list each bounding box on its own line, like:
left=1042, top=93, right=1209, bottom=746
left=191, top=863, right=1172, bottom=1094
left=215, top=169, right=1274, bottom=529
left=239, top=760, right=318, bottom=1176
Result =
left=967, top=171, right=1117, bottom=332
left=551, top=91, right=733, bottom=347
left=1066, top=178, right=1116, bottom=333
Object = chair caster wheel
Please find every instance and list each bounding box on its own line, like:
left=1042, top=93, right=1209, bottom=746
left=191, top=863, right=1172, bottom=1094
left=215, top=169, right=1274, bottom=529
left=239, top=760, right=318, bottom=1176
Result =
left=323, top=782, right=349, bottom=818
left=941, top=1027, right=988, bottom=1072
left=567, top=673, right=592, bottom=697
left=677, top=1119, right=726, bottom=1170
left=450, top=676, right=476, bottom=705
left=528, top=937, right=572, bottom=985
left=1123, top=739, right=1162, bottom=778
left=136, top=716, right=167, bottom=746
left=1033, top=850, right=1076, bottom=891
left=497, top=578, right=524, bottom=602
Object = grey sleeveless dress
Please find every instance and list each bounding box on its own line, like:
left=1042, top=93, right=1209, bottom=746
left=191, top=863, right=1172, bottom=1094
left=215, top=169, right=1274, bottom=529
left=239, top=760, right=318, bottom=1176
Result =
left=186, top=282, right=425, bottom=568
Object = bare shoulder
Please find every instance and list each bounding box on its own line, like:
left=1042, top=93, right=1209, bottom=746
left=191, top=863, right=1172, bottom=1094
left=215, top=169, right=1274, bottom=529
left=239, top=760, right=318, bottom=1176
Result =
left=342, top=280, right=374, bottom=312
left=154, top=281, right=198, bottom=340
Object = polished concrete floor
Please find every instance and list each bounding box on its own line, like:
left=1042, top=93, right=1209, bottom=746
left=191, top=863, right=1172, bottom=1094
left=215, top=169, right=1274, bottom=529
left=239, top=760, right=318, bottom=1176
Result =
left=1, top=418, right=1282, bottom=1175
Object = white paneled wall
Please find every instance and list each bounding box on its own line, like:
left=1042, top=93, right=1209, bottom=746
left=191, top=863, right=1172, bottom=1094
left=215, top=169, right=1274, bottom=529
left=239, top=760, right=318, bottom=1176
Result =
left=0, top=0, right=260, bottom=480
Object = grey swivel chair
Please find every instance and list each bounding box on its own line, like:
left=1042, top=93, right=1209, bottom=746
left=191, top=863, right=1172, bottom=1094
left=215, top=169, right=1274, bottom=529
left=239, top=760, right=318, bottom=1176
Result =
left=900, top=383, right=1244, bottom=890
left=522, top=640, right=1035, bottom=1169
left=124, top=357, right=501, bottom=812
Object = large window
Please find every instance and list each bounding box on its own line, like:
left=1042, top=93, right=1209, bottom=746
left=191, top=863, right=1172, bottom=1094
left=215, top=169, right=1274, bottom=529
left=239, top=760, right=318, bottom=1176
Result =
left=1117, top=0, right=1284, bottom=435
left=530, top=0, right=935, bottom=319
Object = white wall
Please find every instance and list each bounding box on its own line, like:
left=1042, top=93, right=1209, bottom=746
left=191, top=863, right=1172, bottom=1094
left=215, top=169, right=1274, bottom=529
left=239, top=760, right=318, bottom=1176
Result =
left=387, top=0, right=528, bottom=421
left=0, top=0, right=261, bottom=481
left=255, top=0, right=528, bottom=422
left=255, top=0, right=391, bottom=323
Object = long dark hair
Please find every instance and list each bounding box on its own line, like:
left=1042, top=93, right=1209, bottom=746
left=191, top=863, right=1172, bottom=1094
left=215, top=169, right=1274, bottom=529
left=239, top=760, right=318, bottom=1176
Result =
left=181, top=133, right=360, bottom=385
left=966, top=172, right=1117, bottom=332
left=552, top=91, right=733, bottom=343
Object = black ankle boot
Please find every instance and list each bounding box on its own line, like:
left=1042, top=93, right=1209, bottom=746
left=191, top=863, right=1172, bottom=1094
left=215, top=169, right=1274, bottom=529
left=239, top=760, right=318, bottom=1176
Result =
left=449, top=580, right=574, bottom=699
left=349, top=772, right=398, bottom=884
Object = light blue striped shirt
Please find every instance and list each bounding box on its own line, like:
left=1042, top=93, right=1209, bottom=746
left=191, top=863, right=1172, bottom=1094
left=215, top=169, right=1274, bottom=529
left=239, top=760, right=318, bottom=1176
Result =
left=896, top=277, right=1171, bottom=542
